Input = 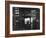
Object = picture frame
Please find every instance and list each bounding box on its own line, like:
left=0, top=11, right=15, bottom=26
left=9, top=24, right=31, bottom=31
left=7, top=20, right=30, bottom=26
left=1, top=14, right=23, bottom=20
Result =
left=5, top=1, right=45, bottom=37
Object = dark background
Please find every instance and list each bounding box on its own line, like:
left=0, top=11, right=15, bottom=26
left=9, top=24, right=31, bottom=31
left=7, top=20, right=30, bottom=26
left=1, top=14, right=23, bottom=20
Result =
left=13, top=7, right=40, bottom=31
